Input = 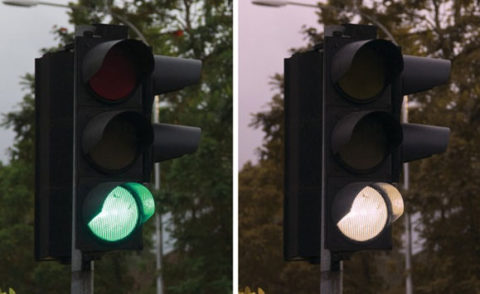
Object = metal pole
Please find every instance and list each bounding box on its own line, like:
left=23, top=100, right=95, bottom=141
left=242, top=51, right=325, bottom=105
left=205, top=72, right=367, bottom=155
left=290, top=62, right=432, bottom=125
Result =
left=153, top=96, right=164, bottom=294
left=403, top=96, right=413, bottom=294
left=71, top=30, right=94, bottom=292
left=320, top=33, right=342, bottom=292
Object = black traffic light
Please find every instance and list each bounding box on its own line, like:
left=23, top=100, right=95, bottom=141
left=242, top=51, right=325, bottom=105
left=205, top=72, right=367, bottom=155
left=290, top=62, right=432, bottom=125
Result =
left=284, top=24, right=450, bottom=262
left=74, top=24, right=201, bottom=254
left=35, top=24, right=201, bottom=261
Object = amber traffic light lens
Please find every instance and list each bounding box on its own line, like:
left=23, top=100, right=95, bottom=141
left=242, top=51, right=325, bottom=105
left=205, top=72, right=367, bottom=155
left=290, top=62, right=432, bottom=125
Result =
left=88, top=115, right=138, bottom=170
left=337, top=115, right=388, bottom=170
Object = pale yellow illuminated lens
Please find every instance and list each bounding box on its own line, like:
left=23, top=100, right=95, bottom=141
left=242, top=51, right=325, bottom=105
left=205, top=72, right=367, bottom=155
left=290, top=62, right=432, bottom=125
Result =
left=337, top=186, right=388, bottom=242
left=375, top=183, right=404, bottom=222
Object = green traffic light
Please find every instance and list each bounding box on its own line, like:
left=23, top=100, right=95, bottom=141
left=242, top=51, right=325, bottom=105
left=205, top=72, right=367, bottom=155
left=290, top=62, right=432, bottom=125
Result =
left=87, top=186, right=139, bottom=242
left=83, top=182, right=155, bottom=242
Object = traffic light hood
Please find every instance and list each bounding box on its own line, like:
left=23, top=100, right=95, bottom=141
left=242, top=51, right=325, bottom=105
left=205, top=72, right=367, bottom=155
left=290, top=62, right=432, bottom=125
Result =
left=331, top=39, right=403, bottom=101
left=152, top=55, right=202, bottom=94
left=402, top=123, right=450, bottom=162
left=401, top=55, right=451, bottom=95
left=82, top=39, right=154, bottom=101
left=152, top=123, right=201, bottom=162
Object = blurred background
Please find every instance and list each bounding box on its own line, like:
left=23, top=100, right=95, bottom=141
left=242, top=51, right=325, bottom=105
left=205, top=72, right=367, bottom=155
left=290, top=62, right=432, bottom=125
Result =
left=239, top=0, right=480, bottom=293
left=0, top=0, right=232, bottom=293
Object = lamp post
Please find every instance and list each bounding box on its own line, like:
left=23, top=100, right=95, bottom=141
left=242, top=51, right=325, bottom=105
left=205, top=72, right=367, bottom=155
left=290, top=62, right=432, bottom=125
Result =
left=3, top=0, right=67, bottom=7
left=252, top=1, right=413, bottom=294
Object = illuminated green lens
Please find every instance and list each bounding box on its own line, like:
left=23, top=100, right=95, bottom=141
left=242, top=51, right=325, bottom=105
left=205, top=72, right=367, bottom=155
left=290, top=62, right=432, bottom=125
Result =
left=124, top=182, right=155, bottom=223
left=87, top=186, right=139, bottom=242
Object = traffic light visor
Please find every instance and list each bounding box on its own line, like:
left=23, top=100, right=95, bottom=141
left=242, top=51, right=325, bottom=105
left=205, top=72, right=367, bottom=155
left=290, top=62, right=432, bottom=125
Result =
left=83, top=182, right=155, bottom=242
left=83, top=39, right=154, bottom=101
left=332, top=39, right=403, bottom=101
left=331, top=111, right=403, bottom=172
left=82, top=111, right=153, bottom=172
left=153, top=55, right=202, bottom=94
left=332, top=182, right=403, bottom=242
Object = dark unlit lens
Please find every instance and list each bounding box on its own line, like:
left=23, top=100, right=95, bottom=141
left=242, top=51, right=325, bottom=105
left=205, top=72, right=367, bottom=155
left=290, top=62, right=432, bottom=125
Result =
left=88, top=116, right=139, bottom=170
left=338, top=116, right=388, bottom=170
left=89, top=46, right=138, bottom=101
left=338, top=47, right=386, bottom=100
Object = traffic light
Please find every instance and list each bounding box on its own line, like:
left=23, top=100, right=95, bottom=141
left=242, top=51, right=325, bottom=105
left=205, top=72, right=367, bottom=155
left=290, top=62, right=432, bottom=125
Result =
left=35, top=24, right=202, bottom=261
left=74, top=24, right=201, bottom=254
left=284, top=24, right=450, bottom=262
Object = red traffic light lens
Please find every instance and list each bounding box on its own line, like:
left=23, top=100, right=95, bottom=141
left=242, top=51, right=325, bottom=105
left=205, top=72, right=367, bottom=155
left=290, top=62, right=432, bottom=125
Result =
left=88, top=46, right=137, bottom=101
left=82, top=39, right=154, bottom=102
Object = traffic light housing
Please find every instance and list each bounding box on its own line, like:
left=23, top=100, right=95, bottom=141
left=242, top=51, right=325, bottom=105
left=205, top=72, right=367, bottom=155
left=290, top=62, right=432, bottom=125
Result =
left=35, top=49, right=74, bottom=262
left=74, top=24, right=201, bottom=254
left=35, top=24, right=202, bottom=261
left=284, top=24, right=450, bottom=262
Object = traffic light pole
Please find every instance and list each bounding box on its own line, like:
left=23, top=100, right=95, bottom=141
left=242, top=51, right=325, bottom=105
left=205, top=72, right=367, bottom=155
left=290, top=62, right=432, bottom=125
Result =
left=402, top=96, right=413, bottom=294
left=154, top=95, right=164, bottom=294
left=320, top=47, right=342, bottom=293
left=71, top=108, right=94, bottom=294
left=320, top=247, right=343, bottom=293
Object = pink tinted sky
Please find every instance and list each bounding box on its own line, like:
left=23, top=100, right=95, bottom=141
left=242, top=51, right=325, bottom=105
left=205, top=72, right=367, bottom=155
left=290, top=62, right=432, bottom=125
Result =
left=238, top=1, right=320, bottom=169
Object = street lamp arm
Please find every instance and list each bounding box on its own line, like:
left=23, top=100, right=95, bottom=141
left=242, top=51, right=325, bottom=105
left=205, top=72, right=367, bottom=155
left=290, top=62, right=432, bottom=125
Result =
left=109, top=11, right=148, bottom=44
left=252, top=1, right=398, bottom=44
left=37, top=1, right=68, bottom=7
left=356, top=11, right=397, bottom=45
left=316, top=3, right=398, bottom=45
left=285, top=1, right=317, bottom=8
left=2, top=0, right=69, bottom=8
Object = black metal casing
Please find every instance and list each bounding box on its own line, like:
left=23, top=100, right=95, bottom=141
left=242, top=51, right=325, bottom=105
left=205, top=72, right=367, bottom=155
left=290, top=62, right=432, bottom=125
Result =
left=74, top=24, right=154, bottom=253
left=284, top=49, right=323, bottom=262
left=35, top=50, right=74, bottom=263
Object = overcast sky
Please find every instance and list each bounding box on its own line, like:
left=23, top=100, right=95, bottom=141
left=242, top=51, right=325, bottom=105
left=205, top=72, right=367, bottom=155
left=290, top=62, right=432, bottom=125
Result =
left=238, top=1, right=319, bottom=169
left=0, top=2, right=72, bottom=162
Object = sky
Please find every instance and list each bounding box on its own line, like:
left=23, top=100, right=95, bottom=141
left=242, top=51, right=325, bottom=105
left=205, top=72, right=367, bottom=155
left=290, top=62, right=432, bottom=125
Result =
left=0, top=2, right=72, bottom=162
left=238, top=0, right=319, bottom=169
